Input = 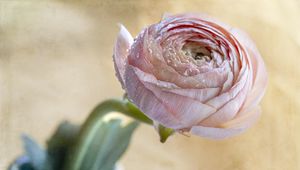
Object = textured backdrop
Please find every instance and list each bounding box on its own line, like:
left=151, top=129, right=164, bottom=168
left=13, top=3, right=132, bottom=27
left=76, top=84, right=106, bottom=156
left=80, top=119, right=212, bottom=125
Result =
left=0, top=0, right=300, bottom=169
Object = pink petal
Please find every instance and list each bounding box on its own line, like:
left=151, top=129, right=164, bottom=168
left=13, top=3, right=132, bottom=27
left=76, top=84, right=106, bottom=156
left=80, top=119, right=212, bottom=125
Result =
left=240, top=48, right=268, bottom=114
left=190, top=106, right=261, bottom=139
left=200, top=72, right=251, bottom=126
left=206, top=67, right=249, bottom=109
left=132, top=67, right=217, bottom=127
left=160, top=13, right=232, bottom=32
left=190, top=126, right=244, bottom=140
left=230, top=28, right=268, bottom=113
left=113, top=24, right=133, bottom=87
left=129, top=66, right=221, bottom=102
left=168, top=87, right=220, bottom=103
left=124, top=66, right=183, bottom=129
left=220, top=106, right=261, bottom=129
left=127, top=27, right=156, bottom=73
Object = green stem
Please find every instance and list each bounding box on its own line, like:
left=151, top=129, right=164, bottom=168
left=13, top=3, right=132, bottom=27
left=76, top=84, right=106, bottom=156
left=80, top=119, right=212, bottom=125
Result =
left=64, top=99, right=151, bottom=170
left=65, top=99, right=174, bottom=170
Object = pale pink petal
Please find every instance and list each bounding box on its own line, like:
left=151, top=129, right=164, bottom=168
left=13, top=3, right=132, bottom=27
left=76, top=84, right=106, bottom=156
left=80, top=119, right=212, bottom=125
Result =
left=240, top=48, right=268, bottom=114
left=220, top=106, right=261, bottom=129
left=132, top=67, right=217, bottom=127
left=190, top=106, right=260, bottom=139
left=206, top=67, right=249, bottom=109
left=168, top=87, right=220, bottom=103
left=147, top=86, right=217, bottom=127
left=221, top=71, right=234, bottom=92
left=127, top=27, right=157, bottom=74
left=230, top=28, right=268, bottom=113
left=160, top=13, right=232, bottom=32
left=200, top=73, right=251, bottom=126
left=190, top=126, right=244, bottom=139
left=113, top=24, right=133, bottom=87
left=124, top=66, right=184, bottom=129
left=130, top=67, right=221, bottom=102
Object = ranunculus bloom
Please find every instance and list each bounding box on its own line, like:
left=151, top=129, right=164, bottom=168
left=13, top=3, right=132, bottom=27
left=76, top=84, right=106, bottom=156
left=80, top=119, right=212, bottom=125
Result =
left=113, top=13, right=267, bottom=139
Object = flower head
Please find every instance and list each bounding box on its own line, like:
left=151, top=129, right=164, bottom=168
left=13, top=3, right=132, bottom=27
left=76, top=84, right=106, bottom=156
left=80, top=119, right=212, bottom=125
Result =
left=113, top=13, right=267, bottom=139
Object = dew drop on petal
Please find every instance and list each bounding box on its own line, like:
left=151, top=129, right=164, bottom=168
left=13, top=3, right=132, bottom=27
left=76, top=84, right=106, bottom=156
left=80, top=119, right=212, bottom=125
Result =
left=183, top=69, right=189, bottom=76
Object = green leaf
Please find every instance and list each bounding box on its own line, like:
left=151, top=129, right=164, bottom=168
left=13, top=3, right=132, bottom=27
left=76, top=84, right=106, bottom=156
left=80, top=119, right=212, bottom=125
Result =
left=8, top=156, right=35, bottom=170
left=9, top=122, right=80, bottom=170
left=46, top=121, right=80, bottom=170
left=79, top=119, right=120, bottom=170
left=100, top=121, right=138, bottom=170
left=21, top=135, right=47, bottom=170
left=65, top=118, right=138, bottom=170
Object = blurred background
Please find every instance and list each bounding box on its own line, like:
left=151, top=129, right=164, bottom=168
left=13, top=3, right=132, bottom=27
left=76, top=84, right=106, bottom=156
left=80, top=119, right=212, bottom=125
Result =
left=0, top=0, right=299, bottom=169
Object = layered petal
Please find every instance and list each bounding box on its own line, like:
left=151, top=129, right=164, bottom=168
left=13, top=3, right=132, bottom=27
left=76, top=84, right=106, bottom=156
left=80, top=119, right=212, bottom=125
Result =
left=125, top=65, right=184, bottom=129
left=113, top=24, right=134, bottom=87
left=131, top=65, right=221, bottom=102
left=132, top=66, right=217, bottom=128
left=230, top=28, right=268, bottom=114
left=200, top=72, right=251, bottom=126
left=190, top=106, right=261, bottom=139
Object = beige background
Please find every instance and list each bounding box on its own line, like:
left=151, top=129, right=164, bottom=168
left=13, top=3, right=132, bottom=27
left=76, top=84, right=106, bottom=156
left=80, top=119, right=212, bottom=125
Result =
left=0, top=0, right=300, bottom=169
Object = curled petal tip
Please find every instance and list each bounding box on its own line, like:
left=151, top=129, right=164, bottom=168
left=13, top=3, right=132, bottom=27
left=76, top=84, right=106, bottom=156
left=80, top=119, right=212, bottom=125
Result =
left=113, top=24, right=133, bottom=87
left=117, top=23, right=134, bottom=44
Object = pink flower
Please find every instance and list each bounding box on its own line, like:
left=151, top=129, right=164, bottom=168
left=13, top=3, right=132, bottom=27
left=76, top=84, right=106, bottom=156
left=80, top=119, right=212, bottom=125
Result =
left=113, top=13, right=267, bottom=139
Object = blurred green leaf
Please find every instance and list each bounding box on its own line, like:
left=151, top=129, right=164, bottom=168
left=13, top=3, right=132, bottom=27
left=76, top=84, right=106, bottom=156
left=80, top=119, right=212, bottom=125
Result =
left=100, top=121, right=138, bottom=170
left=46, top=121, right=80, bottom=170
left=21, top=135, right=47, bottom=170
left=65, top=118, right=138, bottom=170
left=9, top=122, right=80, bottom=170
left=9, top=98, right=174, bottom=170
left=8, top=156, right=35, bottom=170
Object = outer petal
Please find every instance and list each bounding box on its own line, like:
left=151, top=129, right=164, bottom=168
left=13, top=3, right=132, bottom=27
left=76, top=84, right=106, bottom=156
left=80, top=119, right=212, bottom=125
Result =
left=167, top=87, right=220, bottom=103
left=160, top=13, right=232, bottom=32
left=190, top=106, right=261, bottom=139
left=231, top=28, right=268, bottom=113
left=190, top=126, right=244, bottom=140
left=130, top=66, right=217, bottom=128
left=145, top=83, right=217, bottom=127
left=206, top=67, right=249, bottom=109
left=125, top=65, right=184, bottom=129
left=131, top=65, right=221, bottom=102
left=200, top=71, right=252, bottom=126
left=243, top=49, right=268, bottom=110
left=113, top=24, right=133, bottom=87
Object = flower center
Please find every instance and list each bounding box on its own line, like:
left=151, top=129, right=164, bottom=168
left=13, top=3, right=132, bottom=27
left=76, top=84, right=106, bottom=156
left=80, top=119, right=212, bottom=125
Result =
left=182, top=43, right=212, bottom=62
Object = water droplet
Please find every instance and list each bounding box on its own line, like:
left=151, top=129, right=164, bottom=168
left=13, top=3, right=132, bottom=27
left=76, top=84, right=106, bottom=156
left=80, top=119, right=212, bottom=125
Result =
left=183, top=70, right=189, bottom=76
